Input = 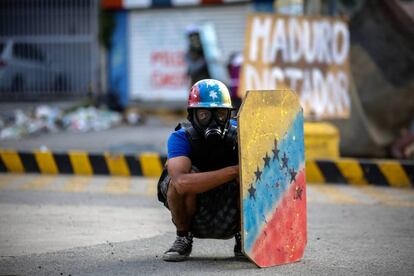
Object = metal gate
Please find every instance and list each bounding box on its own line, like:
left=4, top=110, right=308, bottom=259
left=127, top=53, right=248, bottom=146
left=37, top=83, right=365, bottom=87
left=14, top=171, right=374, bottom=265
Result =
left=0, top=0, right=99, bottom=101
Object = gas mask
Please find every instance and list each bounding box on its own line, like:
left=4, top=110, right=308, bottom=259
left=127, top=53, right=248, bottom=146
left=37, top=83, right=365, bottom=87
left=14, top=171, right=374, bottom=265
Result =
left=192, top=108, right=230, bottom=145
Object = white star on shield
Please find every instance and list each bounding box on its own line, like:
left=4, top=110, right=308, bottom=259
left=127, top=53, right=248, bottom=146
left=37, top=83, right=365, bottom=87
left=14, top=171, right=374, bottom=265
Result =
left=209, top=91, right=218, bottom=100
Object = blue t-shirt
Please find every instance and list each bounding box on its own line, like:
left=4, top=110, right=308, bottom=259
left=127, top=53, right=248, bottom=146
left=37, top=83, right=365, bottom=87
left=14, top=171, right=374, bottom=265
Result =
left=167, top=128, right=191, bottom=159
left=167, top=119, right=238, bottom=159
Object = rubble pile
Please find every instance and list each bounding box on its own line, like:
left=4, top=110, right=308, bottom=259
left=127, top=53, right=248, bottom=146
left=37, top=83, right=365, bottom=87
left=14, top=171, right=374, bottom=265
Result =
left=0, top=105, right=125, bottom=140
left=62, top=107, right=122, bottom=132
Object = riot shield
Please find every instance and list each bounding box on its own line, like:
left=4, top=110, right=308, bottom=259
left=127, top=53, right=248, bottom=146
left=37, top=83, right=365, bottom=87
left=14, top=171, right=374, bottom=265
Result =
left=238, top=89, right=307, bottom=267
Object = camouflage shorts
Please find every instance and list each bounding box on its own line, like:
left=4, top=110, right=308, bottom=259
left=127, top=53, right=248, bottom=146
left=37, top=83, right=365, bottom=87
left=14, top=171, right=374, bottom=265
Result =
left=157, top=166, right=240, bottom=239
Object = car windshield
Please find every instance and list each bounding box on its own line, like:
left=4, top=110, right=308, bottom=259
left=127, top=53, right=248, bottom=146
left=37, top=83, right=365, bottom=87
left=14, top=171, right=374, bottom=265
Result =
left=13, top=43, right=45, bottom=62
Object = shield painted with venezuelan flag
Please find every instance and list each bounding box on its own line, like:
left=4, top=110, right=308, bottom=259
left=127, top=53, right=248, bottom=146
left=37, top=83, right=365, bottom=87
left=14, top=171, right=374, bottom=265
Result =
left=238, top=90, right=307, bottom=267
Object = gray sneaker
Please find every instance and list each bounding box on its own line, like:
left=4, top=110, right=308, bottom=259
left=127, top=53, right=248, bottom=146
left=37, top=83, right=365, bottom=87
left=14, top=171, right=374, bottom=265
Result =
left=163, top=235, right=193, bottom=262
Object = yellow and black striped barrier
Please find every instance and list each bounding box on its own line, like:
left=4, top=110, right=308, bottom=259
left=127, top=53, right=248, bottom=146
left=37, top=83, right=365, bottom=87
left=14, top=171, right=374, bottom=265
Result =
left=0, top=149, right=166, bottom=178
left=306, top=159, right=413, bottom=188
left=0, top=150, right=413, bottom=188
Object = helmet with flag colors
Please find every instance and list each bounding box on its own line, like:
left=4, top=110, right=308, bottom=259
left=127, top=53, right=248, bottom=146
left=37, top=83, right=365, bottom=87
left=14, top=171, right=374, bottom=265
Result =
left=188, top=79, right=233, bottom=109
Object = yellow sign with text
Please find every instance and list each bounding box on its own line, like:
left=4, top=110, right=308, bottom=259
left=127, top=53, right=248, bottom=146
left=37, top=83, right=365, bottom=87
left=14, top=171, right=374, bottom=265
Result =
left=238, top=14, right=351, bottom=119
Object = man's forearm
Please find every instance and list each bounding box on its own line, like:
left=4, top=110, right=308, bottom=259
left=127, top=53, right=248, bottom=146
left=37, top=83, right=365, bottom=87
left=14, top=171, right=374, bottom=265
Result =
left=171, top=166, right=239, bottom=195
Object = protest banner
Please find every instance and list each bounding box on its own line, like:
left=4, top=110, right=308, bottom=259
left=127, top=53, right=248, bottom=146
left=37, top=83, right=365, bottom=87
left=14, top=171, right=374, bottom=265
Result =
left=238, top=14, right=351, bottom=118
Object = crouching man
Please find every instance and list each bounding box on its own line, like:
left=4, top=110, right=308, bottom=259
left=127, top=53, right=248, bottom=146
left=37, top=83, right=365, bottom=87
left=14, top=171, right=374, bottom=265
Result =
left=157, top=79, right=242, bottom=261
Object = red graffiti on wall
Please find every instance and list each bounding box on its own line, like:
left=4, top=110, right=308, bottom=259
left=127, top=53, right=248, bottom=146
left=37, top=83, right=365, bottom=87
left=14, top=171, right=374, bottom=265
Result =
left=151, top=71, right=187, bottom=88
left=151, top=51, right=186, bottom=67
left=150, top=50, right=187, bottom=88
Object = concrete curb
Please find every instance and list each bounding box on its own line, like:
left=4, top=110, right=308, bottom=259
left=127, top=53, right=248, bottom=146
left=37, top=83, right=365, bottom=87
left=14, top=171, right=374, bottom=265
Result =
left=0, top=150, right=413, bottom=188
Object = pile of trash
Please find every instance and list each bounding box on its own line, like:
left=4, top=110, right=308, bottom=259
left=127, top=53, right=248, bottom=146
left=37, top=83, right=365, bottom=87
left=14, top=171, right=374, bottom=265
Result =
left=0, top=105, right=125, bottom=140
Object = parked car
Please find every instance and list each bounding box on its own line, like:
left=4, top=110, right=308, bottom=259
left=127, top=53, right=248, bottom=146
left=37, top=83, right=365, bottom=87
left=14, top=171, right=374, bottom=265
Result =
left=0, top=40, right=68, bottom=91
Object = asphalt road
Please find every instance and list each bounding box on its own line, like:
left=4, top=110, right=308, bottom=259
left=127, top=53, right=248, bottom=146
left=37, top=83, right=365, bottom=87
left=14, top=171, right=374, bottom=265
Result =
left=0, top=174, right=413, bottom=275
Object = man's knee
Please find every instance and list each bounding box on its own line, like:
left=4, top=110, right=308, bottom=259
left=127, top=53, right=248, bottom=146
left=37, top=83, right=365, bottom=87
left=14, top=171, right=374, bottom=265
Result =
left=167, top=180, right=182, bottom=200
left=167, top=181, right=195, bottom=203
left=167, top=167, right=199, bottom=196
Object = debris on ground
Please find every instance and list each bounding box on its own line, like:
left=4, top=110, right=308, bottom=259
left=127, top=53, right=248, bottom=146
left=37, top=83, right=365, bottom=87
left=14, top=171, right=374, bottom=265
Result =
left=62, top=106, right=122, bottom=132
left=0, top=105, right=139, bottom=140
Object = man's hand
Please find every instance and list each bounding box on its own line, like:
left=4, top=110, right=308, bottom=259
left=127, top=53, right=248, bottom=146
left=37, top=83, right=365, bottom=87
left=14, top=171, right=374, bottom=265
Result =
left=232, top=165, right=240, bottom=184
left=227, top=165, right=240, bottom=183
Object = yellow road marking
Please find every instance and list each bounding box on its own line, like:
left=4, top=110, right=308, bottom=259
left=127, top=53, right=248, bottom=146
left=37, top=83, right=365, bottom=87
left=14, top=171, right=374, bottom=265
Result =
left=336, top=158, right=368, bottom=186
left=378, top=161, right=411, bottom=188
left=306, top=197, right=317, bottom=203
left=20, top=175, right=56, bottom=190
left=139, top=152, right=163, bottom=177
left=62, top=176, right=92, bottom=192
left=145, top=178, right=158, bottom=196
left=398, top=188, right=414, bottom=196
left=358, top=186, right=414, bottom=208
left=0, top=174, right=19, bottom=188
left=104, top=177, right=131, bottom=194
left=311, top=185, right=361, bottom=204
left=34, top=150, right=58, bottom=174
left=0, top=150, right=24, bottom=173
